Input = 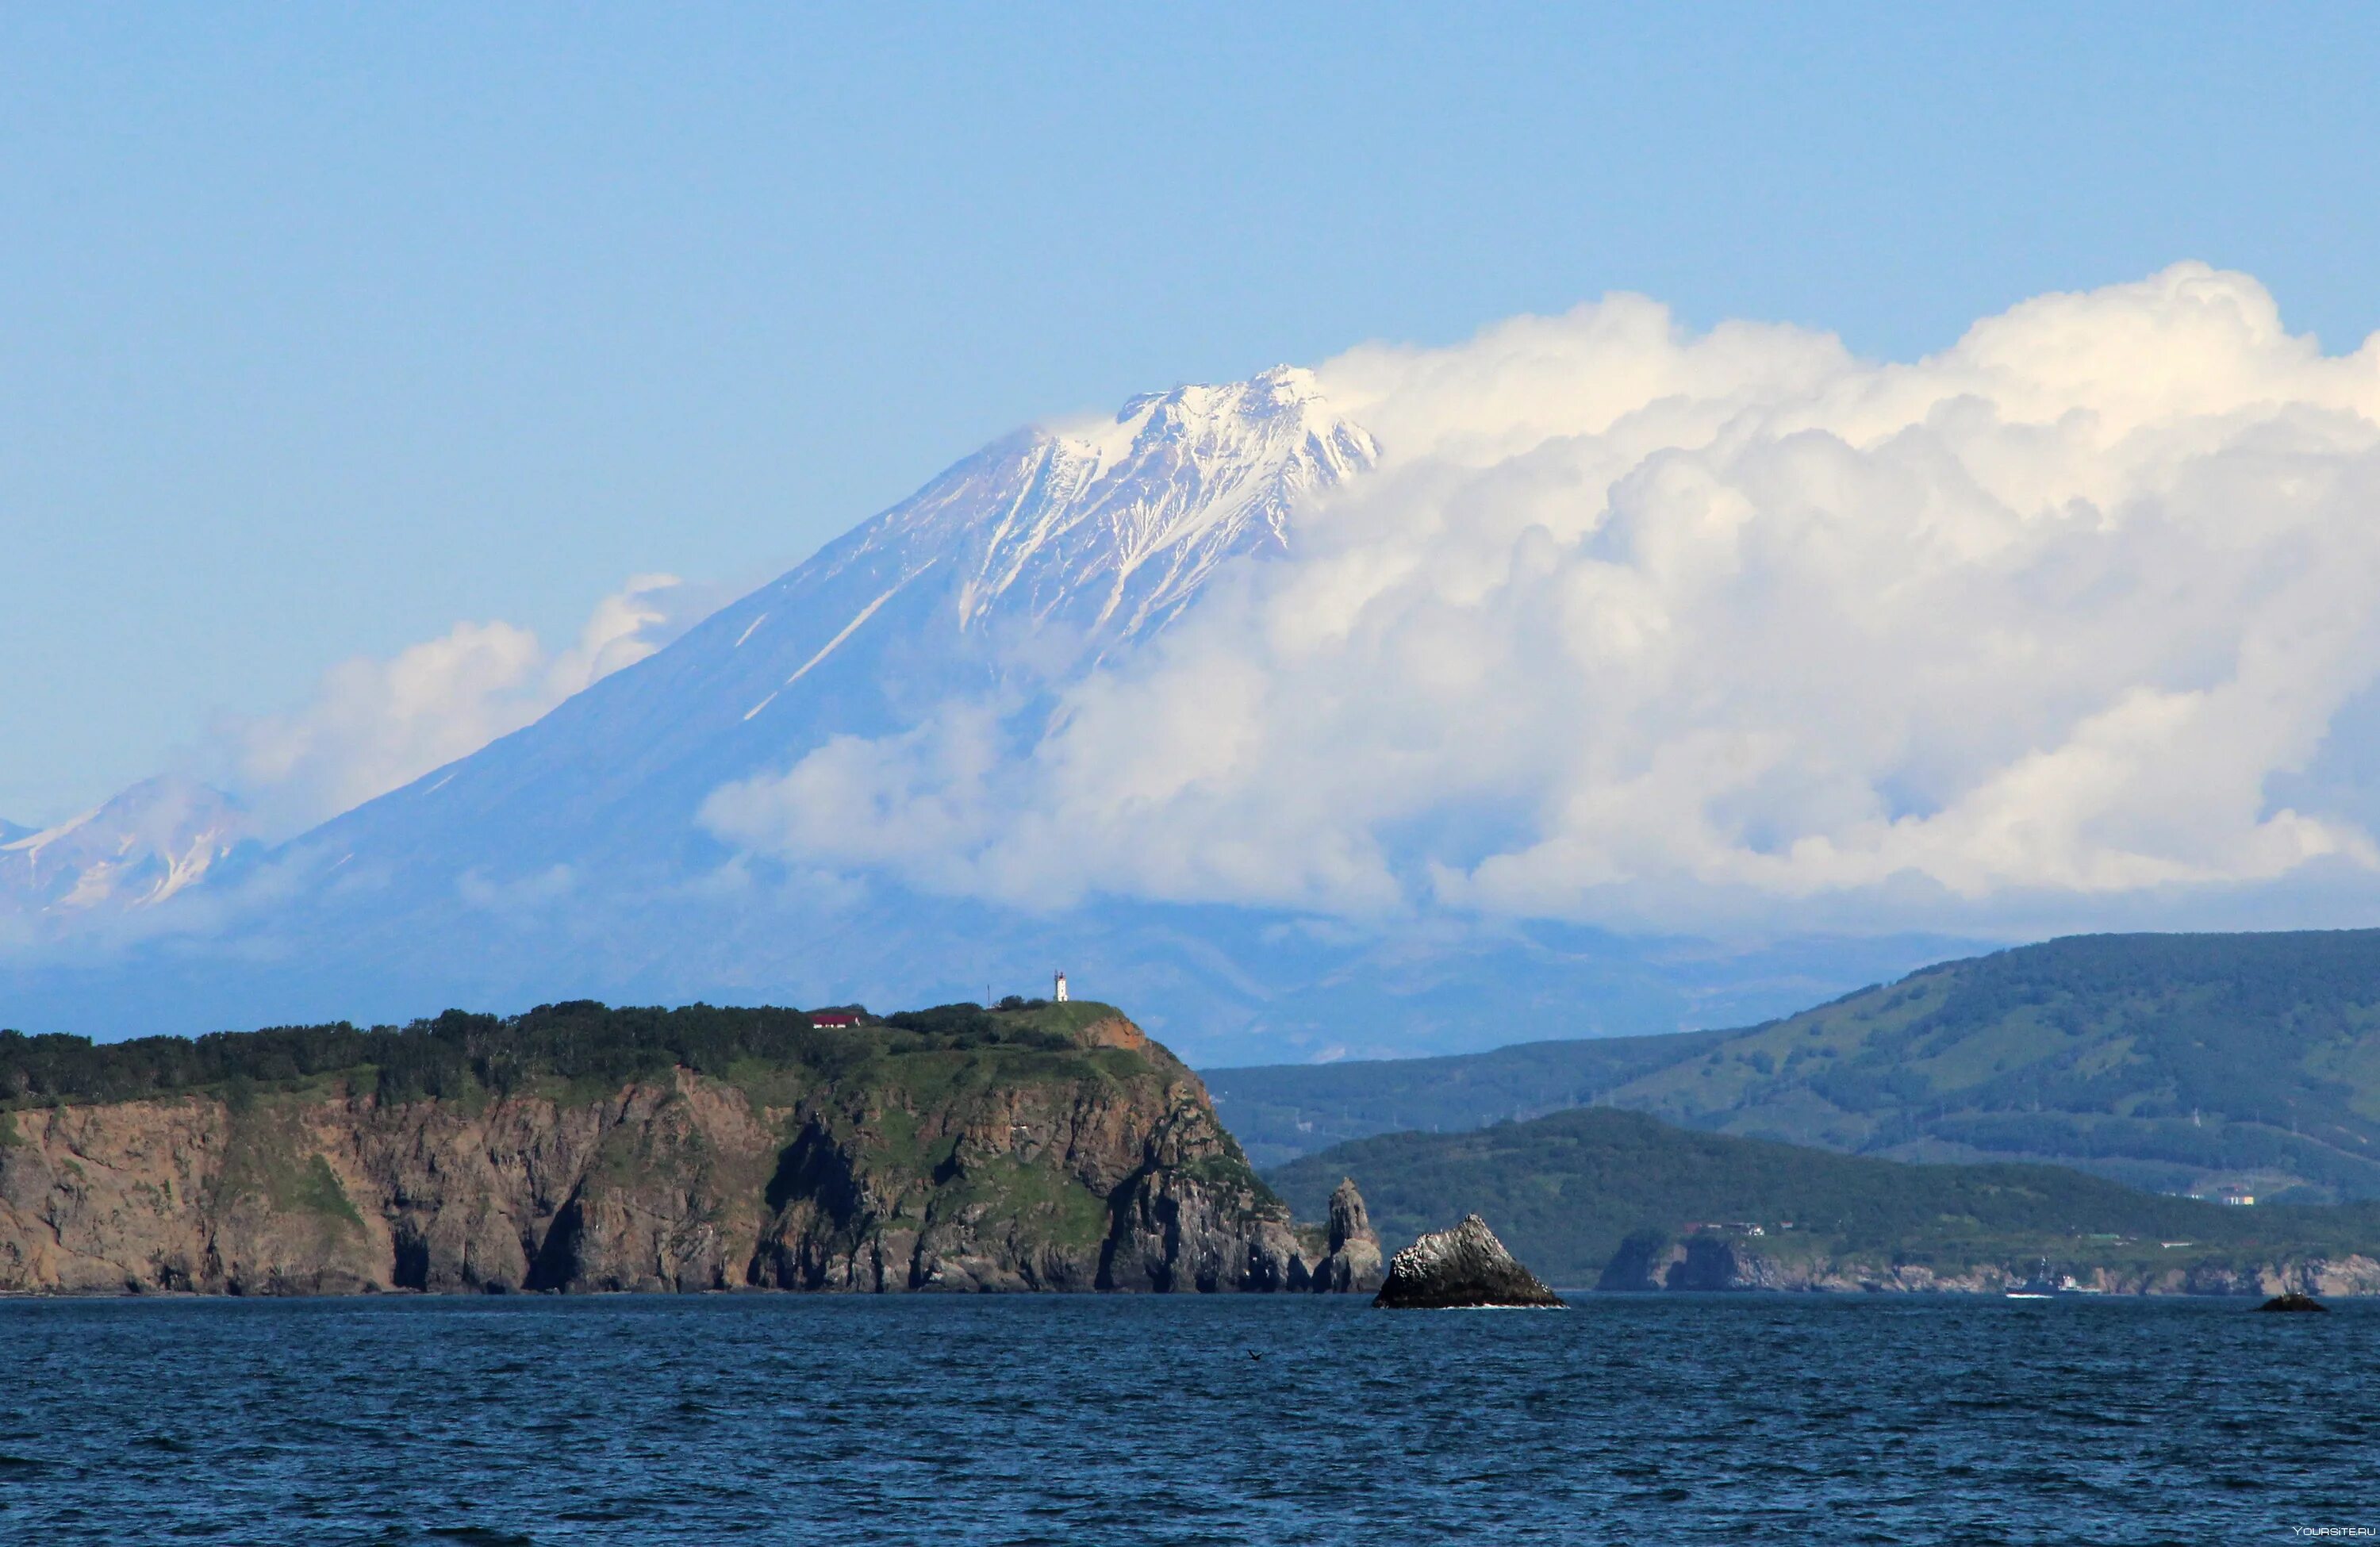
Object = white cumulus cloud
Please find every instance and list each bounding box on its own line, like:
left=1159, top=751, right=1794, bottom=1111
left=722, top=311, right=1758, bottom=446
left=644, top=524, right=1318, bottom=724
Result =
left=706, top=265, right=2380, bottom=935
left=216, top=574, right=708, bottom=837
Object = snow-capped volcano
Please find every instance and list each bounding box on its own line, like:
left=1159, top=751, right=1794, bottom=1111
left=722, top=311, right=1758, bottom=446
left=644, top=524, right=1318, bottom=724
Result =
left=921, top=365, right=1372, bottom=643
left=0, top=370, right=1395, bottom=1043
left=262, top=367, right=1374, bottom=881
left=0, top=365, right=1953, bottom=1058
left=729, top=363, right=1373, bottom=725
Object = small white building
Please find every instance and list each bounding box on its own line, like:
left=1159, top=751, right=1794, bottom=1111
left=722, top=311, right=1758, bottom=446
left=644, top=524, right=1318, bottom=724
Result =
left=1054, top=971, right=1069, bottom=1003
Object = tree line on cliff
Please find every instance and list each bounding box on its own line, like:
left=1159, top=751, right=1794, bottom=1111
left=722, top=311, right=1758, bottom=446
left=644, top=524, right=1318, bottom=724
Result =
left=0, top=999, right=1084, bottom=1111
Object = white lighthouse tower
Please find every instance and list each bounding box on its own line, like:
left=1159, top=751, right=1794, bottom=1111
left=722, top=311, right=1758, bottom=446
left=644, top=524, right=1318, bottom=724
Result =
left=1054, top=971, right=1069, bottom=1004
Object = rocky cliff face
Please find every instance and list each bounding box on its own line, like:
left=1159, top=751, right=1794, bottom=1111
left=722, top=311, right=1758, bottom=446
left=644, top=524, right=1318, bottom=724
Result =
left=0, top=1013, right=1336, bottom=1296
left=1595, top=1232, right=2380, bottom=1297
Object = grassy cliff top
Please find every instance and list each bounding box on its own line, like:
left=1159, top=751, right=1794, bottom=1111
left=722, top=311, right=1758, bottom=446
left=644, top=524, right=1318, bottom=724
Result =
left=0, top=998, right=1170, bottom=1111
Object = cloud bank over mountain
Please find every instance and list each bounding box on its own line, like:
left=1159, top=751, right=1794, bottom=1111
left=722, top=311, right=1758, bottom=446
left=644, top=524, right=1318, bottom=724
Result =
left=708, top=264, right=2380, bottom=933
left=13, top=264, right=2380, bottom=1059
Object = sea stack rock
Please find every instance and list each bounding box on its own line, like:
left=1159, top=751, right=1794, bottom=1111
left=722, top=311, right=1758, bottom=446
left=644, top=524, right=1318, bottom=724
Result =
left=2256, top=1292, right=2330, bottom=1313
left=1308, top=1178, right=1384, bottom=1293
left=1373, top=1214, right=1566, bottom=1309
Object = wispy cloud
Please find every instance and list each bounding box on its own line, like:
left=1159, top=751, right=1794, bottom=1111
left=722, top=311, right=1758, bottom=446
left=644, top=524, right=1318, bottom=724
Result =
left=708, top=264, right=2380, bottom=933
left=212, top=574, right=712, bottom=838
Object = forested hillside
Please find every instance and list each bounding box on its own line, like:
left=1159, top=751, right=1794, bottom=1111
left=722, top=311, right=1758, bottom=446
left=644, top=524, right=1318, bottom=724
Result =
left=1206, top=1027, right=1733, bottom=1166
left=1269, top=1107, right=2380, bottom=1291
left=1223, top=929, right=2380, bottom=1201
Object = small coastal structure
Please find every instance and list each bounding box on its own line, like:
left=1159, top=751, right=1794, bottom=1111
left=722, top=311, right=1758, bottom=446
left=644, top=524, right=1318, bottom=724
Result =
left=1054, top=971, right=1069, bottom=1003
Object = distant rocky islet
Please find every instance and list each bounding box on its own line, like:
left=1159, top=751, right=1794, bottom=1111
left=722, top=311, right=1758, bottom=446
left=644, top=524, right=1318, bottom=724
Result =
left=1373, top=1214, right=1565, bottom=1310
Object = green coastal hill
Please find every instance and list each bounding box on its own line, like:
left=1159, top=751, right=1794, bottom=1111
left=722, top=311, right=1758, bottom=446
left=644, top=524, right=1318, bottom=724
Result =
left=1269, top=1105, right=2380, bottom=1292
left=0, top=998, right=1342, bottom=1297
left=1215, top=928, right=2380, bottom=1202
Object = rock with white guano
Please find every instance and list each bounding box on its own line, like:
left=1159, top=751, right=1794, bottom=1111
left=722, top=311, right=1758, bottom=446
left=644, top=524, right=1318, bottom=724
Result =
left=1372, top=1213, right=1565, bottom=1309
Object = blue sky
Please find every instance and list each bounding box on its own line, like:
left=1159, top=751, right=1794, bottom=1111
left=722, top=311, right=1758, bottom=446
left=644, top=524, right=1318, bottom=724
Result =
left=7, top=4, right=2380, bottom=824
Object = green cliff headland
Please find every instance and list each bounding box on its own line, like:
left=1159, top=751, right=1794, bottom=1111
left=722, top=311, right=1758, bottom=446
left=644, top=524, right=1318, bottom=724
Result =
left=0, top=999, right=1376, bottom=1296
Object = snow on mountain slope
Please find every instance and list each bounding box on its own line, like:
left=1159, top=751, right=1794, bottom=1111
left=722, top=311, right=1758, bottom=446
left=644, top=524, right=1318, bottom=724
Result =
left=269, top=366, right=1375, bottom=882
left=0, top=777, right=252, bottom=916
left=0, top=369, right=1374, bottom=991
left=0, top=366, right=1960, bottom=1057
left=919, top=366, right=1372, bottom=643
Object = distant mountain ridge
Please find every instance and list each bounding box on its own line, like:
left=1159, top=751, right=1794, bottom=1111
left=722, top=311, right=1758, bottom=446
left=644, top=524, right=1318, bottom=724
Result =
left=0, top=777, right=252, bottom=918
left=1220, top=927, right=2380, bottom=1201
left=1208, top=1027, right=1737, bottom=1168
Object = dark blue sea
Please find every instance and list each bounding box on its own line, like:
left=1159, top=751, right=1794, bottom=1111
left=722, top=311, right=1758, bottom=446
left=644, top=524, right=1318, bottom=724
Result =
left=2, top=1293, right=2371, bottom=1545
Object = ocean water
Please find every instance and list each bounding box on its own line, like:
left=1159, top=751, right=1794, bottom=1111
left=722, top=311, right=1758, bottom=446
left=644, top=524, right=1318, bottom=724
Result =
left=2, top=1293, right=2370, bottom=1545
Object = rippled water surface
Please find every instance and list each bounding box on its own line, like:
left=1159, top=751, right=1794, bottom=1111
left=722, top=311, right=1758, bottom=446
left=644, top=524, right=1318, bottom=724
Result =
left=2, top=1293, right=2373, bottom=1544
